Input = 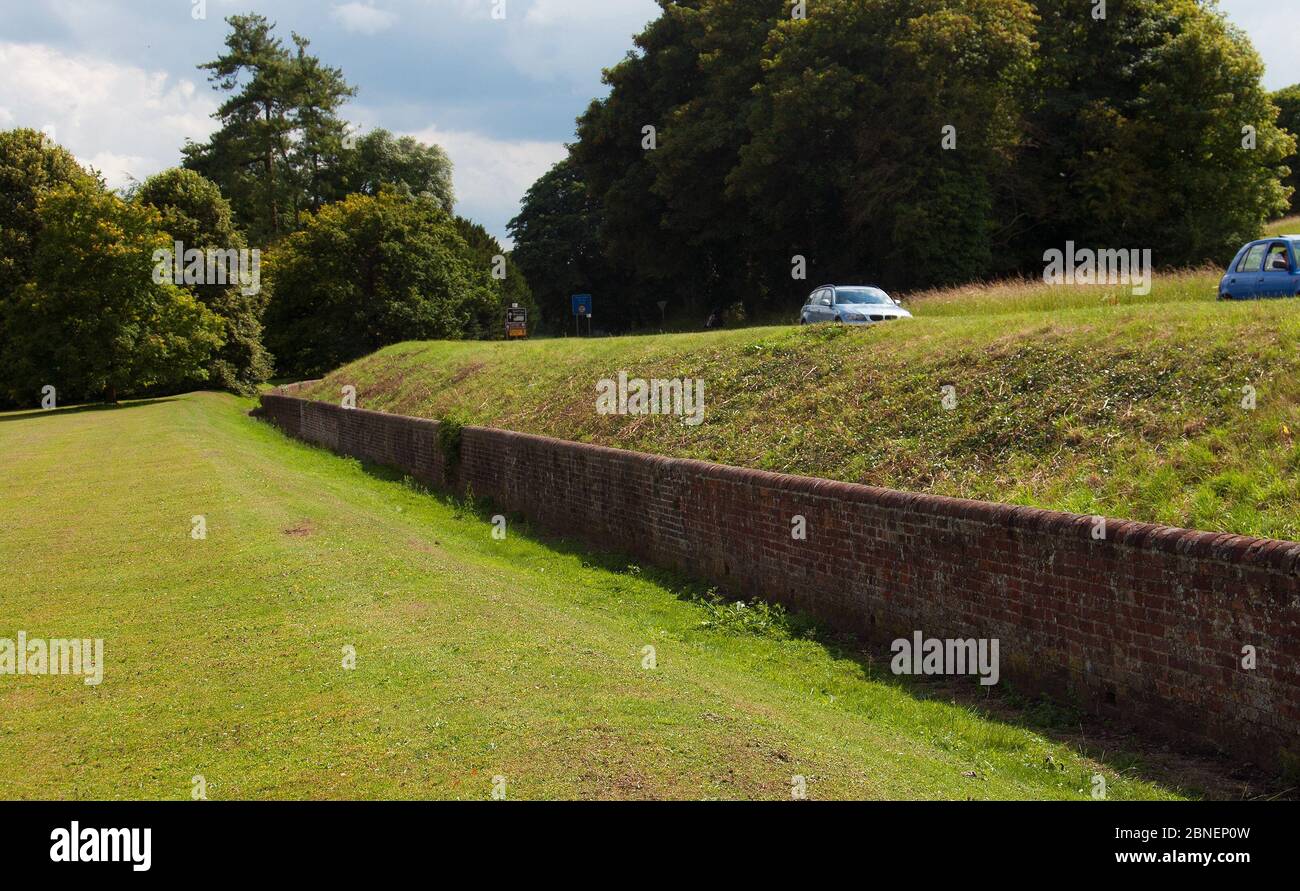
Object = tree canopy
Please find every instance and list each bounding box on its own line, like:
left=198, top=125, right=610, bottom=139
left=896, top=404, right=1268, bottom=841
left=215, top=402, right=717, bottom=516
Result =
left=0, top=128, right=98, bottom=302
left=1, top=178, right=223, bottom=405
left=514, top=0, right=1295, bottom=330
left=134, top=167, right=274, bottom=392
left=183, top=15, right=458, bottom=245
left=182, top=13, right=356, bottom=243
left=508, top=158, right=615, bottom=331
left=263, top=190, right=496, bottom=377
left=454, top=216, right=536, bottom=337
left=1274, top=84, right=1300, bottom=214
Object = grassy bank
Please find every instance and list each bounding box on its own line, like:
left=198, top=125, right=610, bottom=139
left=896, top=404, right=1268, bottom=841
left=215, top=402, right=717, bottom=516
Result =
left=295, top=271, right=1300, bottom=541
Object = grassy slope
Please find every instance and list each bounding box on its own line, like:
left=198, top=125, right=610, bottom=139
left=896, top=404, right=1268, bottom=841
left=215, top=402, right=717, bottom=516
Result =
left=1263, top=214, right=1300, bottom=236
left=0, top=392, right=1186, bottom=800
left=298, top=270, right=1300, bottom=540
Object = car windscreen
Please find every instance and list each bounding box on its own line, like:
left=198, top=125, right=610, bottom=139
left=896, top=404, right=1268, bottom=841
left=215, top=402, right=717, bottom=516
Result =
left=834, top=288, right=892, bottom=305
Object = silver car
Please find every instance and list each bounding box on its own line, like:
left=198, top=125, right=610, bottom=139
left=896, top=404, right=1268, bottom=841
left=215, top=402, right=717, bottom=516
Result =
left=800, top=285, right=912, bottom=325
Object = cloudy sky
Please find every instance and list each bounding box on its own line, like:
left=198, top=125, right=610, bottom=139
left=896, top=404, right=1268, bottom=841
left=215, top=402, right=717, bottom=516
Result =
left=0, top=0, right=1291, bottom=245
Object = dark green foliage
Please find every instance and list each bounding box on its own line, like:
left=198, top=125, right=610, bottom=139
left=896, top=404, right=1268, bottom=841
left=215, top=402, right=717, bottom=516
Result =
left=454, top=217, right=534, bottom=335
left=515, top=0, right=1293, bottom=331
left=732, top=0, right=1034, bottom=289
left=453, top=216, right=536, bottom=337
left=263, top=190, right=496, bottom=377
left=0, top=179, right=223, bottom=406
left=1274, top=84, right=1300, bottom=214
left=0, top=129, right=98, bottom=303
left=182, top=14, right=356, bottom=243
left=436, top=413, right=465, bottom=474
left=134, top=168, right=273, bottom=393
left=339, top=129, right=455, bottom=211
left=1020, top=0, right=1292, bottom=267
left=0, top=129, right=100, bottom=399
left=183, top=16, right=457, bottom=246
left=507, top=158, right=618, bottom=332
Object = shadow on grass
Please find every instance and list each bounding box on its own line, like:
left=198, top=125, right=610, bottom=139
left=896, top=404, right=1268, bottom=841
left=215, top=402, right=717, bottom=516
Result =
left=0, top=397, right=177, bottom=423
left=349, top=453, right=1288, bottom=800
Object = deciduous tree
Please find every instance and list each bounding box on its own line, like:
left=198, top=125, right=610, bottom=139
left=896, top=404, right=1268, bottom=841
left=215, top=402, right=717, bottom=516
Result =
left=1, top=180, right=223, bottom=405
left=1273, top=84, right=1300, bottom=215
left=263, top=190, right=494, bottom=377
left=134, top=168, right=273, bottom=392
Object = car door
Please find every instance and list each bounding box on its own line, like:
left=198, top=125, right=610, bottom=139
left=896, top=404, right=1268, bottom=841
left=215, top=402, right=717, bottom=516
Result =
left=1225, top=242, right=1267, bottom=299
left=802, top=290, right=818, bottom=321
left=1260, top=242, right=1295, bottom=299
left=814, top=288, right=834, bottom=321
left=1289, top=241, right=1300, bottom=299
left=802, top=291, right=816, bottom=322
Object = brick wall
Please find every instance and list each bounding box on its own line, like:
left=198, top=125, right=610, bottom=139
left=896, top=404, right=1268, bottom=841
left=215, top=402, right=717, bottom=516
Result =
left=258, top=392, right=1300, bottom=771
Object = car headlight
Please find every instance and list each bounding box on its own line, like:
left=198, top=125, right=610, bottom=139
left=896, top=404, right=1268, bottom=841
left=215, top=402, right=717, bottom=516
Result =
left=844, top=313, right=866, bottom=321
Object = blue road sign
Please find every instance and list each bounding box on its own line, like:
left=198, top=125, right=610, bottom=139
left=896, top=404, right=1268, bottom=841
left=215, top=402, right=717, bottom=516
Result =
left=571, top=294, right=593, bottom=317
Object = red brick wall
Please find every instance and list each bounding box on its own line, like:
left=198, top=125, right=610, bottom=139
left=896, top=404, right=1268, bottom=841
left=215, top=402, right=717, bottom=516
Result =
left=258, top=392, right=1300, bottom=771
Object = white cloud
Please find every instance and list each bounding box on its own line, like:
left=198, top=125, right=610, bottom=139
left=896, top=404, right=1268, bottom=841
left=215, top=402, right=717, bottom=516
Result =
left=0, top=42, right=216, bottom=190
left=1218, top=0, right=1300, bottom=91
left=331, top=2, right=399, bottom=36
left=522, top=0, right=647, bottom=26
left=407, top=124, right=566, bottom=245
left=501, top=0, right=659, bottom=85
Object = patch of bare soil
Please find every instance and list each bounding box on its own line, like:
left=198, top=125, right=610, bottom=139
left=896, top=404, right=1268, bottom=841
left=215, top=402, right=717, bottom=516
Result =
left=282, top=520, right=317, bottom=537
left=450, top=361, right=486, bottom=385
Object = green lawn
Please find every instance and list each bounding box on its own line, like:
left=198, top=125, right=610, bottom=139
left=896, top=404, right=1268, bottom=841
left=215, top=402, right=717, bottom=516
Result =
left=296, top=271, right=1300, bottom=541
left=0, top=392, right=1188, bottom=800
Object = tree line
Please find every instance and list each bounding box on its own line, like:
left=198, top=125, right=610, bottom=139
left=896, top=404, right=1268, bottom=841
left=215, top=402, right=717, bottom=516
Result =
left=3, top=4, right=1298, bottom=405
left=509, top=0, right=1298, bottom=331
left=0, top=13, right=532, bottom=408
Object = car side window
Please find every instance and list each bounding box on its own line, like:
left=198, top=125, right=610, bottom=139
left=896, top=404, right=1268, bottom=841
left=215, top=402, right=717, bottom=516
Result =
left=1266, top=243, right=1291, bottom=271
left=1237, top=244, right=1267, bottom=272
left=818, top=289, right=832, bottom=307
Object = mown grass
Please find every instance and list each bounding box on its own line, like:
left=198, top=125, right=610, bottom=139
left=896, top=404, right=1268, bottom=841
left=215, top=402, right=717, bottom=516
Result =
left=0, top=392, right=1194, bottom=800
left=298, top=274, right=1300, bottom=541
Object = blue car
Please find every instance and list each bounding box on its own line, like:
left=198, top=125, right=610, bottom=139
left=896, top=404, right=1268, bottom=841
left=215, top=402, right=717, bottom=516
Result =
left=1219, top=236, right=1300, bottom=300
